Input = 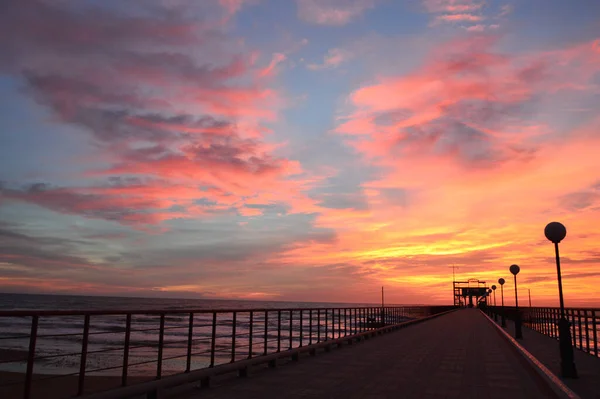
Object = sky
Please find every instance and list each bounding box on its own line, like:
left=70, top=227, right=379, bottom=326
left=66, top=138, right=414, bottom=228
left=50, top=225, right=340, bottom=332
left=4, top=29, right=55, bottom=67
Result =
left=1, top=0, right=599, bottom=307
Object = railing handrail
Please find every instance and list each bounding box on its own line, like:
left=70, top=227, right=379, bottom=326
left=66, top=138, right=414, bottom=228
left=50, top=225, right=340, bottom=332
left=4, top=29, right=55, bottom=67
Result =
left=0, top=304, right=455, bottom=399
left=0, top=305, right=439, bottom=317
left=486, top=305, right=599, bottom=360
left=489, top=305, right=600, bottom=312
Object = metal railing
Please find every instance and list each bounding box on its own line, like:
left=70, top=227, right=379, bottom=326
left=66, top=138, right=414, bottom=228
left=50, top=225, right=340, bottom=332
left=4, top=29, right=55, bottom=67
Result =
left=0, top=305, right=453, bottom=399
left=487, top=306, right=600, bottom=357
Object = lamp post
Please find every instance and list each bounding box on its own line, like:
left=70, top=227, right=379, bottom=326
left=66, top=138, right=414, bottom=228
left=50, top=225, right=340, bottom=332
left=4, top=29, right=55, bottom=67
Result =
left=498, top=278, right=506, bottom=327
left=544, top=221, right=577, bottom=378
left=510, top=264, right=523, bottom=339
left=491, top=285, right=497, bottom=321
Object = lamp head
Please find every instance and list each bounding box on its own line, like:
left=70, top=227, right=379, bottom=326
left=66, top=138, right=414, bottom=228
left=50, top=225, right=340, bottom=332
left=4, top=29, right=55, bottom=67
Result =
left=544, top=222, right=567, bottom=244
left=491, top=285, right=496, bottom=290
left=510, top=264, right=520, bottom=275
left=498, top=278, right=505, bottom=285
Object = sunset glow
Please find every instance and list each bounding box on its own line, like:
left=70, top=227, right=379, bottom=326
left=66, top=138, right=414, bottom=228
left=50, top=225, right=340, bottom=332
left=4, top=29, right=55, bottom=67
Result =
left=1, top=0, right=599, bottom=306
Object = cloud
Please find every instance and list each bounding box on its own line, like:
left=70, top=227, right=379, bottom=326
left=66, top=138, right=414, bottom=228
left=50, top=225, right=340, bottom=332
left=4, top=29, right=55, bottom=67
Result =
left=259, top=53, right=287, bottom=77
left=336, top=34, right=600, bottom=167
left=559, top=183, right=600, bottom=212
left=307, top=48, right=353, bottom=70
left=0, top=0, right=321, bottom=226
left=423, top=0, right=493, bottom=29
left=0, top=180, right=191, bottom=225
left=465, top=24, right=500, bottom=32
left=0, top=212, right=338, bottom=298
left=498, top=4, right=513, bottom=17
left=297, top=0, right=376, bottom=26
left=423, top=1, right=514, bottom=30
left=422, top=0, right=484, bottom=13
left=219, top=0, right=250, bottom=15
left=435, top=13, right=483, bottom=22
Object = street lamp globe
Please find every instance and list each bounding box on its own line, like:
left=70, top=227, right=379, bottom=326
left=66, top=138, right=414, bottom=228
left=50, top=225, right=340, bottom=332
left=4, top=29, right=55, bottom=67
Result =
left=545, top=222, right=567, bottom=244
left=491, top=285, right=496, bottom=290
left=498, top=278, right=505, bottom=285
left=510, top=264, right=520, bottom=275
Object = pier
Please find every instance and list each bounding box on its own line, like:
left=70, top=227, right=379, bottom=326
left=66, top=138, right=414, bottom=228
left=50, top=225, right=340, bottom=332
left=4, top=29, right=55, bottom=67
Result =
left=0, top=305, right=599, bottom=398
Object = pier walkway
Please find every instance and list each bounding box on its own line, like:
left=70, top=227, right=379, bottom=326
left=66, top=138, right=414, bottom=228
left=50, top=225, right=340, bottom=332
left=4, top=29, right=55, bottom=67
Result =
left=171, top=309, right=560, bottom=399
left=503, top=317, right=600, bottom=399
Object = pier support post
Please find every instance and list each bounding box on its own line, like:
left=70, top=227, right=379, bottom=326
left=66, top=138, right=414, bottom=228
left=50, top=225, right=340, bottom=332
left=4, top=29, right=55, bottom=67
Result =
left=558, top=317, right=578, bottom=378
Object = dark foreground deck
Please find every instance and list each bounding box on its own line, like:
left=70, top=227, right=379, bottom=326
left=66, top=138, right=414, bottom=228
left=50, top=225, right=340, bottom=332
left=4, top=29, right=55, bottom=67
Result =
left=169, top=309, right=565, bottom=399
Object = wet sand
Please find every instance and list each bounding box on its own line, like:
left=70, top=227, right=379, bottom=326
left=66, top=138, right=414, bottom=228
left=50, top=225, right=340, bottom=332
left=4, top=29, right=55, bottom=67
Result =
left=0, top=348, right=29, bottom=363
left=0, top=348, right=151, bottom=399
left=0, top=370, right=155, bottom=399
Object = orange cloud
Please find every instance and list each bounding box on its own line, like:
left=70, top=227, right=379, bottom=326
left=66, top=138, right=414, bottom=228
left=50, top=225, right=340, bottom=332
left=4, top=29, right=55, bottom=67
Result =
left=275, top=35, right=600, bottom=306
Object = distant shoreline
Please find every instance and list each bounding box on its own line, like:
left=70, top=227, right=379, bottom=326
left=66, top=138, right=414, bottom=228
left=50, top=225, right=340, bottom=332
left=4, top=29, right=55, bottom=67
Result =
left=0, top=291, right=405, bottom=307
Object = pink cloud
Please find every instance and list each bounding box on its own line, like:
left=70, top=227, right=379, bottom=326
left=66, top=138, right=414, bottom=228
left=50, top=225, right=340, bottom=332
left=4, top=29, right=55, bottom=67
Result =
left=219, top=0, right=249, bottom=14
left=334, top=34, right=600, bottom=192
left=259, top=53, right=287, bottom=77
left=0, top=181, right=190, bottom=225
left=0, top=0, right=323, bottom=226
left=423, top=0, right=492, bottom=28
left=422, top=0, right=483, bottom=13
left=436, top=13, right=483, bottom=22
left=297, top=0, right=376, bottom=26
left=307, top=48, right=353, bottom=70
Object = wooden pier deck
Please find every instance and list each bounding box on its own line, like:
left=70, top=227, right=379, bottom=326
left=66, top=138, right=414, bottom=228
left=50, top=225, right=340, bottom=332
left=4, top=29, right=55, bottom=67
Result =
left=170, top=309, right=567, bottom=399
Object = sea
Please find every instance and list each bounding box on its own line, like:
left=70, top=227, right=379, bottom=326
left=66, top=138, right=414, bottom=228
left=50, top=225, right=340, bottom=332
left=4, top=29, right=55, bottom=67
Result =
left=0, top=293, right=387, bottom=377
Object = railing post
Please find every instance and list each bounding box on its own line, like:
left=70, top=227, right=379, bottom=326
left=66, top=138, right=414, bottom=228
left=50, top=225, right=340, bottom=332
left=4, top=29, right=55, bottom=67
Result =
left=324, top=309, right=328, bottom=340
left=299, top=310, right=303, bottom=347
left=156, top=314, right=165, bottom=379
left=577, top=310, right=583, bottom=351
left=317, top=309, right=321, bottom=342
left=362, top=308, right=365, bottom=332
left=584, top=310, right=590, bottom=353
left=248, top=311, right=253, bottom=359
left=24, top=315, right=38, bottom=399
left=309, top=309, right=313, bottom=345
left=592, top=310, right=598, bottom=357
left=186, top=313, right=194, bottom=371
left=570, top=309, right=577, bottom=347
left=210, top=312, right=217, bottom=367
left=231, top=312, right=236, bottom=363
left=78, top=314, right=91, bottom=395
left=544, top=308, right=548, bottom=335
left=263, top=311, right=269, bottom=356
left=344, top=309, right=347, bottom=337
left=277, top=310, right=281, bottom=352
left=552, top=308, right=557, bottom=338
left=289, top=310, right=293, bottom=349
left=358, top=309, right=361, bottom=333
left=338, top=309, right=341, bottom=338
left=122, top=314, right=132, bottom=386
